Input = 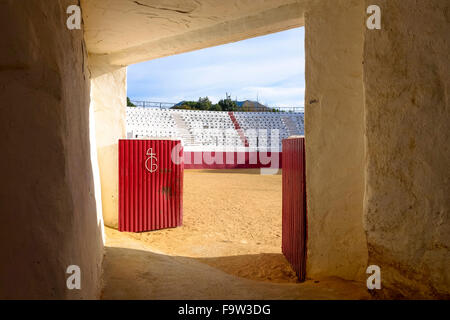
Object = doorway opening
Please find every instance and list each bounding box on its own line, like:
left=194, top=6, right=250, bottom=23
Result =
left=109, top=28, right=305, bottom=288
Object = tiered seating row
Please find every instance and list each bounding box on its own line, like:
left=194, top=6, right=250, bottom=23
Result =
left=126, top=108, right=304, bottom=152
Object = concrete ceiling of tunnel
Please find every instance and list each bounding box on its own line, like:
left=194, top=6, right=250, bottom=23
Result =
left=81, top=0, right=306, bottom=66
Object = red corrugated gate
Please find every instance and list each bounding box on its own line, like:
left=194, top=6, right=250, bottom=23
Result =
left=119, top=139, right=184, bottom=232
left=282, top=137, right=307, bottom=281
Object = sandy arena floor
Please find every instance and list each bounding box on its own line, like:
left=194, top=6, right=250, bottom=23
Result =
left=101, top=169, right=370, bottom=299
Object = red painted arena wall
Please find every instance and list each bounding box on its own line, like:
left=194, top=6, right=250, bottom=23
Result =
left=183, top=151, right=282, bottom=169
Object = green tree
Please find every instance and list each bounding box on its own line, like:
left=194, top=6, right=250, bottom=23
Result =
left=174, top=101, right=196, bottom=110
left=127, top=97, right=136, bottom=107
left=172, top=94, right=242, bottom=111
left=175, top=104, right=192, bottom=110
left=218, top=94, right=238, bottom=111
left=209, top=104, right=221, bottom=111
left=197, top=97, right=212, bottom=110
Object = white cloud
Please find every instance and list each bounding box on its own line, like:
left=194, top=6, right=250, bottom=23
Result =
left=128, top=27, right=305, bottom=108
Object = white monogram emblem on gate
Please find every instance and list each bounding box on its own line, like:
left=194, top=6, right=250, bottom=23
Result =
left=145, top=148, right=158, bottom=173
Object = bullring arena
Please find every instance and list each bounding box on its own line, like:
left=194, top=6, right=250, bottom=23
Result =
left=1, top=1, right=448, bottom=302
left=101, top=107, right=369, bottom=299
left=100, top=107, right=338, bottom=299
left=102, top=169, right=369, bottom=299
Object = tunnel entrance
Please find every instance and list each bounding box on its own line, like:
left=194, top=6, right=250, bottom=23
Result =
left=112, top=28, right=306, bottom=286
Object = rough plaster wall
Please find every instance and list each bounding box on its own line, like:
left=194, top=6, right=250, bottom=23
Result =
left=82, top=0, right=301, bottom=54
left=0, top=0, right=104, bottom=299
left=363, top=0, right=450, bottom=298
left=82, top=0, right=305, bottom=65
left=90, top=65, right=127, bottom=228
left=305, top=0, right=368, bottom=281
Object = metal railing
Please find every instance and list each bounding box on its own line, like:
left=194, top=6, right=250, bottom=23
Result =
left=130, top=101, right=176, bottom=109
left=269, top=107, right=304, bottom=113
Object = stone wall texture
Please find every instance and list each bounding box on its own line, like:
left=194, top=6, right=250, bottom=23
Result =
left=81, top=0, right=304, bottom=65
left=90, top=65, right=127, bottom=228
left=363, top=0, right=450, bottom=298
left=1, top=0, right=448, bottom=299
left=305, top=0, right=368, bottom=281
left=0, top=0, right=104, bottom=299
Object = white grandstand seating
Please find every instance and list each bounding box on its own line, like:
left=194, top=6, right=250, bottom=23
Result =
left=126, top=107, right=304, bottom=152
left=127, top=108, right=178, bottom=139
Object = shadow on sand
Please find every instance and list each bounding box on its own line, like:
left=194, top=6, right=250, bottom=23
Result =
left=101, top=246, right=370, bottom=300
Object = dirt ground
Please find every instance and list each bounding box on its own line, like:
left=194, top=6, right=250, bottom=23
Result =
left=101, top=169, right=370, bottom=299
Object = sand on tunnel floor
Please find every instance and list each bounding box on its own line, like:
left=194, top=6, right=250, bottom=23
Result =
left=101, top=169, right=370, bottom=299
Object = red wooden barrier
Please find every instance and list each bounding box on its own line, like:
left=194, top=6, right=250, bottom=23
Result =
left=282, top=136, right=307, bottom=281
left=119, top=139, right=183, bottom=232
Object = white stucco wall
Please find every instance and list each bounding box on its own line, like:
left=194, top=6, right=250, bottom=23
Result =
left=0, top=0, right=104, bottom=299
left=90, top=64, right=127, bottom=228
left=363, top=0, right=450, bottom=298
left=305, top=0, right=368, bottom=281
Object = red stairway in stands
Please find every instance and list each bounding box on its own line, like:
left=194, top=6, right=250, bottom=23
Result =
left=228, top=112, right=249, bottom=147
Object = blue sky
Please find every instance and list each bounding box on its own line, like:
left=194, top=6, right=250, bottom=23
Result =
left=127, top=27, right=305, bottom=110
